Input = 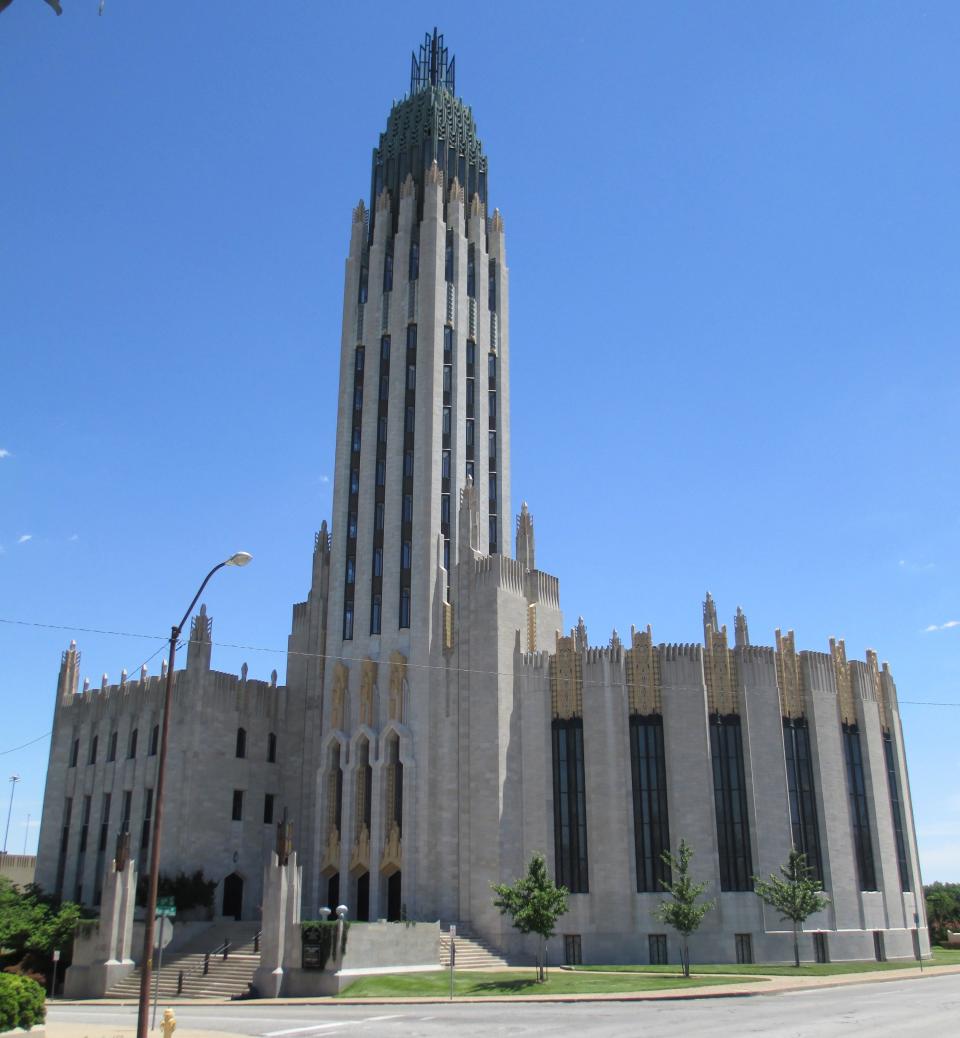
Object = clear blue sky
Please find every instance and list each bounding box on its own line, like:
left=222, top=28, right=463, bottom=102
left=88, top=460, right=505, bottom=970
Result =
left=2, top=2, right=958, bottom=882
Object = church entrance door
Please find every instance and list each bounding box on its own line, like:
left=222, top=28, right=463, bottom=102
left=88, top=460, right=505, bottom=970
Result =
left=223, top=872, right=243, bottom=920
left=386, top=871, right=402, bottom=921
left=355, top=872, right=370, bottom=921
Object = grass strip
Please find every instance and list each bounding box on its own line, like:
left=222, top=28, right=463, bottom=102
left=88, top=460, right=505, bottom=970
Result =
left=574, top=945, right=960, bottom=977
left=338, top=969, right=762, bottom=998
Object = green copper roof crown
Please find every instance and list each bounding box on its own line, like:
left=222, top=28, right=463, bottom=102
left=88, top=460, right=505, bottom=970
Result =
left=369, top=30, right=488, bottom=238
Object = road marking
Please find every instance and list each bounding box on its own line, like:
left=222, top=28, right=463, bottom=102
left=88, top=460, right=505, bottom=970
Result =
left=263, top=1015, right=401, bottom=1036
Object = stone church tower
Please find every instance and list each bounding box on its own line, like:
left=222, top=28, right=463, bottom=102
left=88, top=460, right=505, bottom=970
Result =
left=37, top=30, right=929, bottom=968
left=286, top=28, right=559, bottom=927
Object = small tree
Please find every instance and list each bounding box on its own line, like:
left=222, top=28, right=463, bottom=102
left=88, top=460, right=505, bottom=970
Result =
left=753, top=850, right=830, bottom=967
left=492, top=853, right=568, bottom=982
left=654, top=840, right=715, bottom=978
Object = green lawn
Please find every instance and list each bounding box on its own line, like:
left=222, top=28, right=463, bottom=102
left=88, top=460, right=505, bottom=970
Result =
left=337, top=968, right=762, bottom=998
left=575, top=945, right=960, bottom=978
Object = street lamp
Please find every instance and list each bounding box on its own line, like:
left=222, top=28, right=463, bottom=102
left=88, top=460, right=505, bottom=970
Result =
left=136, top=552, right=252, bottom=1038
left=2, top=774, right=20, bottom=854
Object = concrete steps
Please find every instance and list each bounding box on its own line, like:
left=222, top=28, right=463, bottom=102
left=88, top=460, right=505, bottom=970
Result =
left=106, top=921, right=261, bottom=1000
left=439, top=926, right=510, bottom=969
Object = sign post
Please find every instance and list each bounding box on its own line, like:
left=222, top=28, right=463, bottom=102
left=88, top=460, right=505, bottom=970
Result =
left=448, top=925, right=456, bottom=1000
left=50, top=949, right=60, bottom=998
left=153, top=899, right=176, bottom=1026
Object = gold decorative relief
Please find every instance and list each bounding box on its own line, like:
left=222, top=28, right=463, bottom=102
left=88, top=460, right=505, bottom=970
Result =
left=830, top=638, right=856, bottom=725
left=360, top=659, right=377, bottom=728
left=389, top=651, right=406, bottom=723
left=331, top=662, right=348, bottom=731
left=380, top=822, right=402, bottom=875
left=704, top=624, right=738, bottom=715
left=550, top=634, right=583, bottom=719
left=626, top=625, right=661, bottom=715
left=349, top=824, right=370, bottom=873
left=775, top=629, right=805, bottom=719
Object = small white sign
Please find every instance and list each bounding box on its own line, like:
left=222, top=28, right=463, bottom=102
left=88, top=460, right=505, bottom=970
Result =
left=449, top=926, right=456, bottom=938
left=52, top=950, right=61, bottom=962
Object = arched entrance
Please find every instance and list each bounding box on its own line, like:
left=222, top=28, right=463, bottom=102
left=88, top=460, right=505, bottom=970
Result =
left=326, top=872, right=340, bottom=909
left=386, top=870, right=402, bottom=921
left=355, top=871, right=370, bottom=922
left=222, top=872, right=243, bottom=920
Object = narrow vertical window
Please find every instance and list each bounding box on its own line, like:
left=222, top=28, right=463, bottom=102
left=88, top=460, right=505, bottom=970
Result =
left=467, top=243, right=476, bottom=298
left=710, top=714, right=753, bottom=891
left=88, top=735, right=98, bottom=765
left=629, top=715, right=671, bottom=893
left=883, top=732, right=911, bottom=891
left=408, top=239, right=419, bottom=281
left=552, top=717, right=589, bottom=892
left=232, top=789, right=244, bottom=822
left=488, top=258, right=497, bottom=311
left=55, top=797, right=72, bottom=899
left=263, top=794, right=275, bottom=825
left=236, top=728, right=247, bottom=759
left=783, top=717, right=823, bottom=882
left=128, top=729, right=138, bottom=759
left=69, top=739, right=79, bottom=767
left=108, top=731, right=117, bottom=762
left=267, top=732, right=277, bottom=764
left=149, top=724, right=159, bottom=757
left=843, top=722, right=877, bottom=891
left=445, top=229, right=454, bottom=282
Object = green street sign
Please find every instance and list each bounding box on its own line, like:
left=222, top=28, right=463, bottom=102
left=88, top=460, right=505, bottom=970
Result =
left=156, top=898, right=176, bottom=918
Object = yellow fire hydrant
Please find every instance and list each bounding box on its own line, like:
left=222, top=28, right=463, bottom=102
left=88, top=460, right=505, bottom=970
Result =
left=160, top=1008, right=177, bottom=1038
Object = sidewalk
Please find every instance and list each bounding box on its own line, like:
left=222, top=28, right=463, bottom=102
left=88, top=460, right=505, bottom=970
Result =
left=49, top=960, right=960, bottom=1010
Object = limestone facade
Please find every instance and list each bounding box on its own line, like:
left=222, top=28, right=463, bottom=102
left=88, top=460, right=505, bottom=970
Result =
left=36, top=30, right=928, bottom=967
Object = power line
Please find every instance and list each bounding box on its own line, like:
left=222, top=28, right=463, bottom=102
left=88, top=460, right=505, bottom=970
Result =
left=2, top=616, right=958, bottom=706
left=0, top=732, right=52, bottom=756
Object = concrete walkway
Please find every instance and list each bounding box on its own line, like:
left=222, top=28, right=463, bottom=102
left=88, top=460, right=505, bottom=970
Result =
left=48, top=960, right=960, bottom=1014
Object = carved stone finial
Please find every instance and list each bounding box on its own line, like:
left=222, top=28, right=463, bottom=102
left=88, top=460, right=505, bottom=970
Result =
left=491, top=208, right=504, bottom=233
left=270, top=669, right=278, bottom=688
left=516, top=502, right=535, bottom=572
left=400, top=173, right=416, bottom=199
left=376, top=188, right=392, bottom=213
left=610, top=628, right=622, bottom=651
left=101, top=673, right=109, bottom=691
left=114, top=829, right=130, bottom=872
left=161, top=659, right=168, bottom=677
left=352, top=199, right=367, bottom=224
left=470, top=192, right=484, bottom=219
left=734, top=606, right=750, bottom=648
left=449, top=176, right=464, bottom=203
left=702, top=592, right=719, bottom=642
left=120, top=669, right=127, bottom=687
left=240, top=662, right=248, bottom=682
left=140, top=664, right=148, bottom=683
left=275, top=808, right=293, bottom=866
left=82, top=677, right=90, bottom=692
left=574, top=616, right=588, bottom=653
left=426, top=159, right=442, bottom=186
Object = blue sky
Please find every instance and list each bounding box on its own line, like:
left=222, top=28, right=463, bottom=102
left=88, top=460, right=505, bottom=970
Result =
left=2, top=2, right=958, bottom=882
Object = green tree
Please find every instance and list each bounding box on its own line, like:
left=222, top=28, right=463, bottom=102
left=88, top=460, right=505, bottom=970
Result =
left=753, top=850, right=830, bottom=967
left=491, top=853, right=568, bottom=982
left=924, top=882, right=960, bottom=944
left=0, top=878, right=87, bottom=980
left=654, top=840, right=715, bottom=978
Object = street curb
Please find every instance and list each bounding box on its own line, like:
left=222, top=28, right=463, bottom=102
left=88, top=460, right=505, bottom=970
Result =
left=48, top=963, right=960, bottom=1009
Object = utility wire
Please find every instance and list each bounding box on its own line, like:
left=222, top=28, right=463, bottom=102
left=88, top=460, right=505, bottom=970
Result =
left=2, top=616, right=958, bottom=706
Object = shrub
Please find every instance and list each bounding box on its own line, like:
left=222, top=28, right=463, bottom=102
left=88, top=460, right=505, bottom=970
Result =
left=0, top=973, right=45, bottom=1032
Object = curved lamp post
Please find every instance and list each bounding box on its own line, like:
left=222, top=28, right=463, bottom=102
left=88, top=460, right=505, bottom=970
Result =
left=136, top=552, right=252, bottom=1038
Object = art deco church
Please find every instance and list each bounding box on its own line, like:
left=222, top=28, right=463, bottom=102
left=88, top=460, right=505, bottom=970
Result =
left=37, top=31, right=929, bottom=966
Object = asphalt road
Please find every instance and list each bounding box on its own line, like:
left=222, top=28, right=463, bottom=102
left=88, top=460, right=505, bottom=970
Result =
left=48, top=973, right=960, bottom=1038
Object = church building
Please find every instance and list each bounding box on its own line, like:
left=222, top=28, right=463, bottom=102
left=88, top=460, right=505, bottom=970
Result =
left=36, top=30, right=929, bottom=967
